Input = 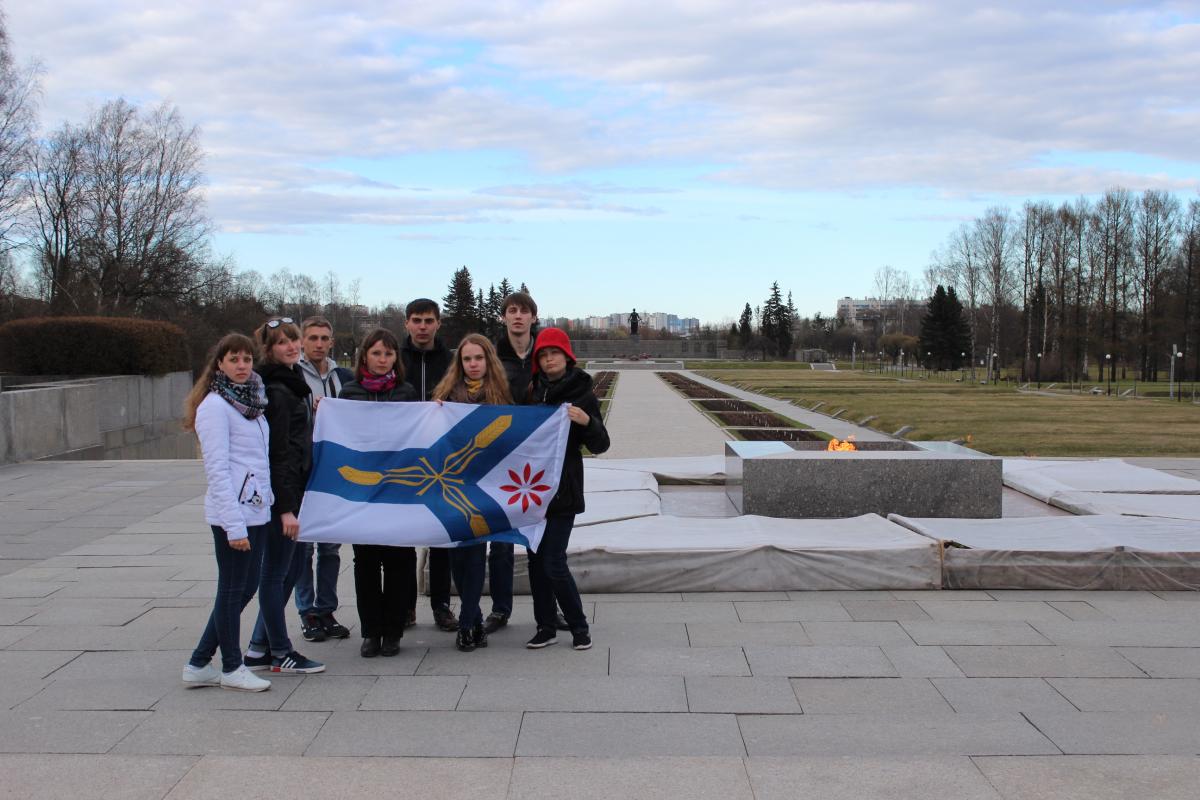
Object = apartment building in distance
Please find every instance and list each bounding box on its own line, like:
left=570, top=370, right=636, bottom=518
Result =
left=552, top=311, right=701, bottom=335
left=836, top=296, right=904, bottom=328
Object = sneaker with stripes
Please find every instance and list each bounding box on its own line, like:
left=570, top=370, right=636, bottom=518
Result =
left=270, top=651, right=325, bottom=674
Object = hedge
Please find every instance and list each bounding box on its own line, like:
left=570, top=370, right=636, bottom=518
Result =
left=0, top=316, right=190, bottom=376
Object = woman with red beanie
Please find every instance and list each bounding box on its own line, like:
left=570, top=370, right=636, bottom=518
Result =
left=524, top=327, right=610, bottom=651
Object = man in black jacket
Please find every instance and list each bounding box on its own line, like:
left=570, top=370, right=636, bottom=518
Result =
left=400, top=299, right=458, bottom=632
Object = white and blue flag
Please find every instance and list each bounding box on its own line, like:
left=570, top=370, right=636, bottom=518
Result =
left=298, top=399, right=570, bottom=551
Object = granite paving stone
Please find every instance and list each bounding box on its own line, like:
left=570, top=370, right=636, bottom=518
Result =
left=0, top=754, right=197, bottom=800
left=916, top=600, right=1070, bottom=622
left=19, top=676, right=176, bottom=711
left=9, top=624, right=177, bottom=651
left=738, top=713, right=1059, bottom=756
left=681, top=591, right=790, bottom=602
left=357, top=676, right=467, bottom=710
left=746, top=756, right=1004, bottom=800
left=610, top=645, right=751, bottom=676
left=113, top=709, right=328, bottom=756
left=1030, top=621, right=1200, bottom=647
left=943, top=645, right=1148, bottom=678
left=152, top=675, right=303, bottom=711
left=802, top=621, right=916, bottom=646
left=1048, top=677, right=1200, bottom=711
left=307, top=710, right=521, bottom=757
left=0, top=649, right=83, bottom=679
left=459, top=675, right=686, bottom=712
left=280, top=675, right=379, bottom=711
left=1046, top=600, right=1113, bottom=621
left=21, top=599, right=150, bottom=626
left=595, top=600, right=739, bottom=623
left=417, top=645, right=609, bottom=676
left=972, top=755, right=1200, bottom=800
left=882, top=645, right=966, bottom=677
left=0, top=709, right=151, bottom=753
left=790, top=678, right=953, bottom=715
left=164, top=755, right=511, bottom=800
left=900, top=621, right=1052, bottom=646
left=931, top=677, right=1080, bottom=714
left=744, top=646, right=897, bottom=677
left=1025, top=711, right=1200, bottom=754
left=684, top=676, right=802, bottom=713
left=516, top=711, right=746, bottom=757
left=842, top=600, right=932, bottom=621
left=0, top=677, right=48, bottom=711
left=684, top=621, right=810, bottom=647
left=735, top=601, right=852, bottom=622
left=509, top=756, right=754, bottom=800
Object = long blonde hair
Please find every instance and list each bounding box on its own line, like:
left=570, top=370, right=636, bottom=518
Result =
left=183, top=333, right=257, bottom=432
left=432, top=334, right=513, bottom=405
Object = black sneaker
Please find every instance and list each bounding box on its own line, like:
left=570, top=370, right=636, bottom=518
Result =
left=360, top=637, right=380, bottom=658
left=455, top=629, right=476, bottom=652
left=572, top=630, right=592, bottom=651
left=380, top=635, right=401, bottom=657
left=301, top=614, right=327, bottom=642
left=271, top=651, right=325, bottom=674
left=526, top=628, right=557, bottom=649
left=554, top=613, right=570, bottom=631
left=433, top=606, right=459, bottom=632
left=483, top=612, right=508, bottom=634
left=243, top=652, right=272, bottom=672
left=473, top=623, right=488, bottom=648
left=322, top=613, right=351, bottom=639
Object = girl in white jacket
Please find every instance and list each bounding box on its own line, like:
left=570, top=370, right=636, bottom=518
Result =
left=181, top=334, right=275, bottom=692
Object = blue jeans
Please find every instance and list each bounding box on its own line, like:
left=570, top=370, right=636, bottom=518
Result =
left=190, top=524, right=267, bottom=673
left=527, top=515, right=588, bottom=633
left=294, top=541, right=341, bottom=617
left=487, top=542, right=514, bottom=617
left=451, top=545, right=487, bottom=631
left=249, top=514, right=302, bottom=655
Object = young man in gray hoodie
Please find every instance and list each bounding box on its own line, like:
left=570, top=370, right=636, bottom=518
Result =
left=294, top=316, right=354, bottom=642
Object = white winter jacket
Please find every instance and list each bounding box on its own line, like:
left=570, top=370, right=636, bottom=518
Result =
left=195, top=392, right=274, bottom=541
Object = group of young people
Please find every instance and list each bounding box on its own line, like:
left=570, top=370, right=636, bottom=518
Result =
left=180, top=293, right=609, bottom=692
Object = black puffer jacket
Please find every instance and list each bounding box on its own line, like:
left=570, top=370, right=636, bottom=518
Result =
left=337, top=378, right=418, bottom=403
left=400, top=336, right=453, bottom=401
left=529, top=367, right=610, bottom=517
left=495, top=333, right=535, bottom=406
left=258, top=362, right=313, bottom=516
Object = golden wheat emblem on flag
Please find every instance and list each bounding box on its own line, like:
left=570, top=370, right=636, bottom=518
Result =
left=337, top=415, right=512, bottom=537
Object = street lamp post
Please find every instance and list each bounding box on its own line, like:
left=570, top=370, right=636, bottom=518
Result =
left=1105, top=353, right=1112, bottom=396
left=1036, top=352, right=1042, bottom=390
left=899, top=348, right=905, bottom=378
left=1170, top=345, right=1184, bottom=401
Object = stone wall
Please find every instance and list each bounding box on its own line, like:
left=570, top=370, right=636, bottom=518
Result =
left=0, top=371, right=195, bottom=464
left=571, top=339, right=724, bottom=358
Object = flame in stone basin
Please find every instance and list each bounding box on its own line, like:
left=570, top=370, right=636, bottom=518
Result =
left=827, top=437, right=858, bottom=452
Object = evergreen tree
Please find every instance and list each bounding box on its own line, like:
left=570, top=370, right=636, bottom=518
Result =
left=486, top=284, right=502, bottom=337
left=945, top=286, right=972, bottom=369
left=519, top=281, right=530, bottom=294
left=442, top=265, right=478, bottom=341
left=918, top=284, right=971, bottom=369
left=738, top=303, right=753, bottom=344
left=497, top=277, right=514, bottom=302
left=728, top=322, right=740, bottom=348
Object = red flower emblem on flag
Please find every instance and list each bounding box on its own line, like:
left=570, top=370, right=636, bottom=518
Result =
left=500, top=463, right=552, bottom=512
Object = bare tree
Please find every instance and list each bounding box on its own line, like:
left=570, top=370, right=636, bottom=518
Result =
left=975, top=207, right=1016, bottom=378
left=0, top=11, right=38, bottom=250
left=1133, top=189, right=1179, bottom=379
left=1094, top=188, right=1135, bottom=383
left=27, top=123, right=85, bottom=310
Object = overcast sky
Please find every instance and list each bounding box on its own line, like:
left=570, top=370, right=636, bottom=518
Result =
left=8, top=2, right=1199, bottom=323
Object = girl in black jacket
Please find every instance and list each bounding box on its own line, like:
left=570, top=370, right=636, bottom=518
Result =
left=245, top=318, right=325, bottom=675
left=431, top=334, right=514, bottom=652
left=339, top=328, right=419, bottom=657
left=524, top=328, right=610, bottom=651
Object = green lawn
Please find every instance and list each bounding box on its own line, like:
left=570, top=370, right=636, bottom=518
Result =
left=696, top=367, right=1200, bottom=457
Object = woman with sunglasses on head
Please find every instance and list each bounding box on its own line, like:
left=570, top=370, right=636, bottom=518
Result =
left=243, top=317, right=325, bottom=675
left=180, top=334, right=273, bottom=692
left=431, top=333, right=514, bottom=652
left=337, top=328, right=419, bottom=657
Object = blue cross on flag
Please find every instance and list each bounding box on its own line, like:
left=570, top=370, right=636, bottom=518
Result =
left=298, top=399, right=570, bottom=551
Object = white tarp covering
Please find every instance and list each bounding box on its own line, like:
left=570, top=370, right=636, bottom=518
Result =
left=581, top=466, right=660, bottom=494
left=1050, top=491, right=1200, bottom=521
left=1003, top=458, right=1200, bottom=502
left=563, top=514, right=940, bottom=591
left=889, top=514, right=1200, bottom=590
left=589, top=455, right=726, bottom=483
left=576, top=489, right=662, bottom=526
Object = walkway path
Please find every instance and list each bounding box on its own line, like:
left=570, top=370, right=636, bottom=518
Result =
left=600, top=370, right=728, bottom=458
left=683, top=370, right=894, bottom=442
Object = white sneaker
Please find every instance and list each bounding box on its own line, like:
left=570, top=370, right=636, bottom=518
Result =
left=220, top=665, right=271, bottom=692
left=182, top=663, right=221, bottom=687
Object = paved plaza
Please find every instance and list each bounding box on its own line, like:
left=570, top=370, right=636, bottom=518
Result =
left=1, top=371, right=1199, bottom=798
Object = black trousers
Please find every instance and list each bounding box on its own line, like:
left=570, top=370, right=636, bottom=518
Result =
left=354, top=544, right=415, bottom=639
left=408, top=546, right=453, bottom=611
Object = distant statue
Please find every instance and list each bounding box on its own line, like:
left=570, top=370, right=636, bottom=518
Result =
left=628, top=308, right=640, bottom=335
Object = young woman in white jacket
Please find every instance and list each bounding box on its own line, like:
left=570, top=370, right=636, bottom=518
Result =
left=180, top=334, right=275, bottom=692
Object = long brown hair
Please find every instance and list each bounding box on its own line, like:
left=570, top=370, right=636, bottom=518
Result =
left=353, top=327, right=405, bottom=381
left=183, top=333, right=257, bottom=432
left=253, top=318, right=301, bottom=365
left=432, top=334, right=512, bottom=404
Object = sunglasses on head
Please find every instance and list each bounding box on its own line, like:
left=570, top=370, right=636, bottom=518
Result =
left=265, top=317, right=294, bottom=328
